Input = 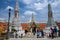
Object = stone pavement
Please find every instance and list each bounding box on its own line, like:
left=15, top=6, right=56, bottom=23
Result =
left=8, top=32, right=60, bottom=40
left=9, top=38, right=60, bottom=40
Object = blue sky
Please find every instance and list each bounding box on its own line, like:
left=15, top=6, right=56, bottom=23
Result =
left=0, top=0, right=60, bottom=23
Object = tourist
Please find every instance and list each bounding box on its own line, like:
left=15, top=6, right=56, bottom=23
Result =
left=54, top=26, right=58, bottom=37
left=15, top=32, right=18, bottom=38
left=21, top=34, right=23, bottom=38
left=37, top=30, right=40, bottom=38
left=49, top=33, right=51, bottom=37
left=41, top=30, right=44, bottom=38
left=50, top=27, right=54, bottom=39
left=25, top=30, right=28, bottom=34
left=58, top=29, right=60, bottom=37
left=32, top=27, right=36, bottom=35
left=58, top=27, right=60, bottom=37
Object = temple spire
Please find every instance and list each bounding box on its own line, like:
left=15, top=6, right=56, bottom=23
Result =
left=48, top=3, right=52, bottom=11
left=14, top=0, right=19, bottom=18
left=48, top=3, right=53, bottom=18
left=11, top=0, right=21, bottom=32
left=31, top=13, right=34, bottom=23
left=46, top=3, right=54, bottom=27
left=46, top=2, right=58, bottom=27
left=15, top=0, right=19, bottom=11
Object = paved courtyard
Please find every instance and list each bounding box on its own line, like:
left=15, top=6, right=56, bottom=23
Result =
left=2, top=37, right=60, bottom=40
left=1, top=32, right=60, bottom=40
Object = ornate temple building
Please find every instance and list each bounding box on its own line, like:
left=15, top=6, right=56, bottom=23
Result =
left=29, top=13, right=37, bottom=33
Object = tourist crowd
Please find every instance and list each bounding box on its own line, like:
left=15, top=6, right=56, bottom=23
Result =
left=36, top=26, right=60, bottom=39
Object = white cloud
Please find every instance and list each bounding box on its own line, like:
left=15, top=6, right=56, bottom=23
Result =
left=0, top=18, right=5, bottom=20
left=21, top=16, right=25, bottom=18
left=39, top=17, right=47, bottom=23
left=51, top=0, right=60, bottom=6
left=37, top=0, right=41, bottom=1
left=33, top=2, right=48, bottom=10
left=0, top=18, right=7, bottom=22
left=25, top=0, right=48, bottom=10
left=54, top=14, right=60, bottom=17
left=22, top=0, right=60, bottom=10
left=24, top=11, right=36, bottom=15
left=34, top=0, right=60, bottom=10
left=54, top=14, right=60, bottom=20
left=22, top=0, right=33, bottom=4
left=6, top=6, right=14, bottom=10
left=28, top=17, right=39, bottom=23
left=28, top=17, right=32, bottom=23
left=34, top=3, right=43, bottom=10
